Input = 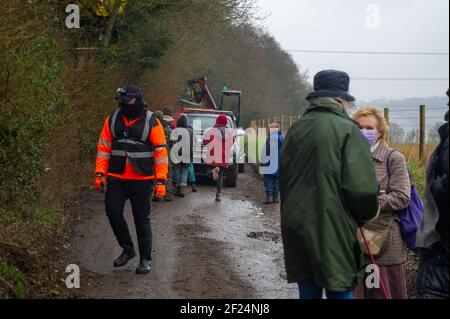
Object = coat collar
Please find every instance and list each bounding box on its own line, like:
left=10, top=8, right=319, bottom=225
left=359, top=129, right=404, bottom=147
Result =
left=304, top=98, right=358, bottom=125
left=372, top=141, right=392, bottom=163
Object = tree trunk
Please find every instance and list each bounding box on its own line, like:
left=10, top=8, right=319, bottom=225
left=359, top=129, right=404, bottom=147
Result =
left=101, top=1, right=122, bottom=48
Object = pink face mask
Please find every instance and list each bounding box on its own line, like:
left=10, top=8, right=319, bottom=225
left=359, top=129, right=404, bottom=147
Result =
left=361, top=129, right=379, bottom=146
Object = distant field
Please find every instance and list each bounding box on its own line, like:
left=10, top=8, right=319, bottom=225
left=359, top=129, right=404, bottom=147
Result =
left=245, top=137, right=435, bottom=196
left=393, top=144, right=436, bottom=166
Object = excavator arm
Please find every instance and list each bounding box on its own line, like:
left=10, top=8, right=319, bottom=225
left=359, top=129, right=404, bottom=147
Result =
left=187, top=77, right=219, bottom=110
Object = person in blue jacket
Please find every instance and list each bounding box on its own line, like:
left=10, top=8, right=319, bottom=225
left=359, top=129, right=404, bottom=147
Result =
left=261, top=123, right=285, bottom=204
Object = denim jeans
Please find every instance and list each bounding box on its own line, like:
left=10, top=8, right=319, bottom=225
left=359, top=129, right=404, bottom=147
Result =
left=263, top=175, right=279, bottom=197
left=187, top=163, right=196, bottom=185
left=298, top=279, right=353, bottom=300
left=173, top=163, right=189, bottom=187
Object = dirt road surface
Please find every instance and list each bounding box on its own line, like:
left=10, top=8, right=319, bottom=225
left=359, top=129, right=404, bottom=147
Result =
left=64, top=167, right=298, bottom=299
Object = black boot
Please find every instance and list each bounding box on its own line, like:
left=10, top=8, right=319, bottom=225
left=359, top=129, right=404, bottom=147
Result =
left=136, top=259, right=152, bottom=275
left=191, top=184, right=198, bottom=193
left=175, top=187, right=185, bottom=198
left=113, top=247, right=136, bottom=268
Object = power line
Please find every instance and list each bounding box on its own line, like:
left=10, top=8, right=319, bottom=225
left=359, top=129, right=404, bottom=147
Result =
left=352, top=77, right=449, bottom=81
left=274, top=29, right=449, bottom=37
left=288, top=49, right=449, bottom=56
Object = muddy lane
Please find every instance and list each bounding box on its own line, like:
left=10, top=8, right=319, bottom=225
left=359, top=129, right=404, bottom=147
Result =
left=65, top=168, right=297, bottom=299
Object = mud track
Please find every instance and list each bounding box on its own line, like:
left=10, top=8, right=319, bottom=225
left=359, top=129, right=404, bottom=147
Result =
left=64, top=167, right=297, bottom=299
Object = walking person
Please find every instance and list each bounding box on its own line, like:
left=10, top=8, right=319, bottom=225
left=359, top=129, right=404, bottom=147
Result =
left=280, top=70, right=380, bottom=299
left=416, top=91, right=449, bottom=299
left=162, top=105, right=177, bottom=130
left=261, top=123, right=285, bottom=205
left=162, top=106, right=177, bottom=199
left=94, top=85, right=168, bottom=274
left=203, top=114, right=234, bottom=202
left=153, top=110, right=174, bottom=202
left=352, top=107, right=411, bottom=299
left=172, top=114, right=194, bottom=198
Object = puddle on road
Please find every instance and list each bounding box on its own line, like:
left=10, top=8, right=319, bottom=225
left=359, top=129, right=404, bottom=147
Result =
left=197, top=195, right=296, bottom=299
left=216, top=197, right=264, bottom=219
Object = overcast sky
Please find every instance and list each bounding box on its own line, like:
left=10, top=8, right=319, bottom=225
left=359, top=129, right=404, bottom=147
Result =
left=257, top=0, right=449, bottom=102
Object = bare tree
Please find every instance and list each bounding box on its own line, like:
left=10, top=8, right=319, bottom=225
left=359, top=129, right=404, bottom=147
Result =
left=405, top=129, right=420, bottom=144
left=389, top=122, right=405, bottom=144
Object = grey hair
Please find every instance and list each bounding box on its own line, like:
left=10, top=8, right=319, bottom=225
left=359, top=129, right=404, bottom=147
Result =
left=310, top=97, right=354, bottom=110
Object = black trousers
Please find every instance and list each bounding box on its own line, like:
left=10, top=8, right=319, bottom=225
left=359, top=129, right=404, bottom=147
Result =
left=105, top=177, right=153, bottom=261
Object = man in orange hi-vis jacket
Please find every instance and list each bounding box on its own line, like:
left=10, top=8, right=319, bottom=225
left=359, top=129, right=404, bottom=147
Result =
left=95, top=85, right=168, bottom=275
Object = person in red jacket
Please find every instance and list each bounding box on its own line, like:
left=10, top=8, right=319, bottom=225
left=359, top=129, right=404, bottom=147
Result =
left=203, top=114, right=235, bottom=202
left=94, top=85, right=168, bottom=275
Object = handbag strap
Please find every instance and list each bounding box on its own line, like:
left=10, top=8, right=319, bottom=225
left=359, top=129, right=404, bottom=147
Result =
left=386, top=150, right=396, bottom=178
left=384, top=150, right=397, bottom=193
left=386, top=148, right=414, bottom=186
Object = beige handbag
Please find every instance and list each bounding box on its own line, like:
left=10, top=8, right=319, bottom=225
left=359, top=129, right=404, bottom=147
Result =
left=357, top=220, right=394, bottom=257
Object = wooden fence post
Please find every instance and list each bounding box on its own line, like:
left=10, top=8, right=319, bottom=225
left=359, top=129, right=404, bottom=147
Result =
left=420, top=105, right=426, bottom=162
left=384, top=108, right=390, bottom=143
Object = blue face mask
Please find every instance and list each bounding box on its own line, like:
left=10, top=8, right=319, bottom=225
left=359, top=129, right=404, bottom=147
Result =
left=361, top=129, right=379, bottom=146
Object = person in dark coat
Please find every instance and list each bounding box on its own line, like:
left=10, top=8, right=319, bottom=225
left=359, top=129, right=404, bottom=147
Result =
left=416, top=90, right=449, bottom=299
left=153, top=110, right=173, bottom=202
left=280, top=70, right=380, bottom=299
left=171, top=114, right=194, bottom=198
left=162, top=105, right=177, bottom=130
left=261, top=123, right=285, bottom=204
left=161, top=106, right=178, bottom=199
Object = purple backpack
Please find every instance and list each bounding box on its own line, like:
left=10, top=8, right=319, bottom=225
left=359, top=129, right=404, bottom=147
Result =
left=387, top=151, right=424, bottom=252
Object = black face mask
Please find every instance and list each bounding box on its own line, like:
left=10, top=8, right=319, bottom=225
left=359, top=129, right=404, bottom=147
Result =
left=120, top=102, right=144, bottom=119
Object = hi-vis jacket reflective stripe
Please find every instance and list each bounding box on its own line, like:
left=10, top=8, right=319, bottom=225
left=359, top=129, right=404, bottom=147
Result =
left=95, top=109, right=169, bottom=181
